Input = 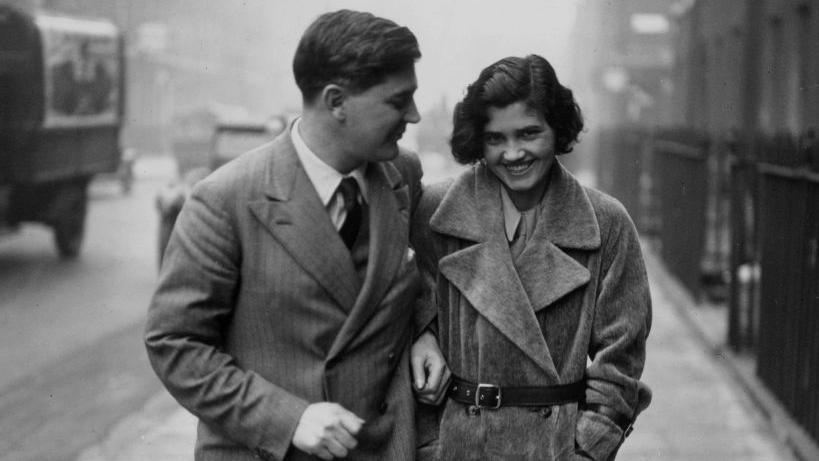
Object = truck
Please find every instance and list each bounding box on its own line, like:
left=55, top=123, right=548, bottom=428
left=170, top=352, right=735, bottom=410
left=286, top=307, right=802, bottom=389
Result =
left=0, top=5, right=124, bottom=258
left=156, top=110, right=286, bottom=265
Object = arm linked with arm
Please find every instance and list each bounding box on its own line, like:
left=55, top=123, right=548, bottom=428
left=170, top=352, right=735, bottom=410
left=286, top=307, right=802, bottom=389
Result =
left=409, top=179, right=452, bottom=402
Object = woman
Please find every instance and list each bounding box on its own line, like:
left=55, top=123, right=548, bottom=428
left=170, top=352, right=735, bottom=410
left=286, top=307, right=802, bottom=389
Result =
left=412, top=55, right=651, bottom=460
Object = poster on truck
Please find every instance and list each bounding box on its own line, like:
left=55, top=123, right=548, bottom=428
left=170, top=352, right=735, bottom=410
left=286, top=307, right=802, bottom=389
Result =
left=36, top=14, right=120, bottom=128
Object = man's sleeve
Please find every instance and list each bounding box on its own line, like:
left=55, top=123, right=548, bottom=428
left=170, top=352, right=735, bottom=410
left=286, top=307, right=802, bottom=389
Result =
left=576, top=204, right=652, bottom=460
left=144, top=180, right=308, bottom=461
left=409, top=180, right=452, bottom=338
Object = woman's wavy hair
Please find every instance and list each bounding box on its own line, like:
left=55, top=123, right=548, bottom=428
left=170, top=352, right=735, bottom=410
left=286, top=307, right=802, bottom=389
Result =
left=450, top=54, right=583, bottom=164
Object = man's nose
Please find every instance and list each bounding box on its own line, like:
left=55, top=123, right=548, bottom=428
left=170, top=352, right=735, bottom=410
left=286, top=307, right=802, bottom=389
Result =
left=404, top=99, right=421, bottom=124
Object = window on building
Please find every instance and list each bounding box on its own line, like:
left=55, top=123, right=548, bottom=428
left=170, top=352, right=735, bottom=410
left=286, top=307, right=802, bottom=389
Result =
left=630, top=13, right=670, bottom=34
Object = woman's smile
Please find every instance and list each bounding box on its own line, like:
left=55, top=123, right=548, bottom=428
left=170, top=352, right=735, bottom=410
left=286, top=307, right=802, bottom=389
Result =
left=503, top=158, right=537, bottom=175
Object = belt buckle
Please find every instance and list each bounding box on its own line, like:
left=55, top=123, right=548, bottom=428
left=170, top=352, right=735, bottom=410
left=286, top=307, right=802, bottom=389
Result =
left=475, top=383, right=501, bottom=409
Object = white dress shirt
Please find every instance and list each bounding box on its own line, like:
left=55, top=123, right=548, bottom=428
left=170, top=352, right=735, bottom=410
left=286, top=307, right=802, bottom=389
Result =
left=291, top=117, right=368, bottom=229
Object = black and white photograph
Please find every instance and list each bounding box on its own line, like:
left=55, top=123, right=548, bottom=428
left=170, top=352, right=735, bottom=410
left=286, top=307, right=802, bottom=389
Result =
left=0, top=0, right=817, bottom=460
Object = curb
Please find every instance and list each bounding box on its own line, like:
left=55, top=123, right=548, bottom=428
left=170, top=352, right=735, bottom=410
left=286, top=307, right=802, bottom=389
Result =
left=643, top=244, right=819, bottom=461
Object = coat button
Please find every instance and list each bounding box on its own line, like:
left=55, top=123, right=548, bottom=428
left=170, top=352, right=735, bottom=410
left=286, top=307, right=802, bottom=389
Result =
left=528, top=407, right=553, bottom=418
left=466, top=405, right=481, bottom=417
left=379, top=402, right=388, bottom=414
left=387, top=352, right=396, bottom=363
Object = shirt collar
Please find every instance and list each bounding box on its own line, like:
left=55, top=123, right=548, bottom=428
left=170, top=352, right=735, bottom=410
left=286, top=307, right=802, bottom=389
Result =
left=500, top=186, right=522, bottom=242
left=291, top=117, right=367, bottom=205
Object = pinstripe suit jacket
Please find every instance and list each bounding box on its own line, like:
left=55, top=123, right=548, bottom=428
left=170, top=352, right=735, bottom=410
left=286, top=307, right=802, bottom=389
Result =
left=145, top=129, right=423, bottom=461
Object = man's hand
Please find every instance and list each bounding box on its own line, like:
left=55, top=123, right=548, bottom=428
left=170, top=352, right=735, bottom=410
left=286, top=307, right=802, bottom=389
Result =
left=411, top=330, right=451, bottom=405
left=292, top=402, right=364, bottom=460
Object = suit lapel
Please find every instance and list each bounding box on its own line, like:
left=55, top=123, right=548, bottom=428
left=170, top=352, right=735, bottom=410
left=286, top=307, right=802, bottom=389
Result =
left=247, top=132, right=361, bottom=311
left=327, top=161, right=410, bottom=361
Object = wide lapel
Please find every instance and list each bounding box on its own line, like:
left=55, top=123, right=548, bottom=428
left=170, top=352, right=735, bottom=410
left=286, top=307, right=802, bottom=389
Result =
left=326, top=161, right=410, bottom=361
left=431, top=165, right=558, bottom=379
left=515, top=163, right=600, bottom=312
left=247, top=132, right=361, bottom=311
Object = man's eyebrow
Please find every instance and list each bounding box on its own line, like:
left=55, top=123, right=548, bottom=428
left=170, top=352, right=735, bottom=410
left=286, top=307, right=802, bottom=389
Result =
left=390, top=87, right=417, bottom=98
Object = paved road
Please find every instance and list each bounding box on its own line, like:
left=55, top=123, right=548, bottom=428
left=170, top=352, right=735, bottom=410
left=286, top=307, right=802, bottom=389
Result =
left=0, top=156, right=176, bottom=461
left=618, top=249, right=797, bottom=460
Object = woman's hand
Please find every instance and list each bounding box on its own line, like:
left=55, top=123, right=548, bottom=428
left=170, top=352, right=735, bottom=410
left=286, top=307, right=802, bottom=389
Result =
left=410, top=330, right=451, bottom=405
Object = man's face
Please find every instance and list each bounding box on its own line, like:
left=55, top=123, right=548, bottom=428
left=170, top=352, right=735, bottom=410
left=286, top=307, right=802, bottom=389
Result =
left=340, top=66, right=420, bottom=167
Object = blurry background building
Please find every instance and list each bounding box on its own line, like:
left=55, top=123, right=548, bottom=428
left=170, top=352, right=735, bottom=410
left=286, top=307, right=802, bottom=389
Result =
left=567, top=0, right=676, bottom=188
left=16, top=0, right=279, bottom=154
left=567, top=1, right=819, bottom=458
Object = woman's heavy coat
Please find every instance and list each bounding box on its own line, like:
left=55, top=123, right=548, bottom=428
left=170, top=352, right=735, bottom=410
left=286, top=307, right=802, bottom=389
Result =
left=411, top=162, right=651, bottom=461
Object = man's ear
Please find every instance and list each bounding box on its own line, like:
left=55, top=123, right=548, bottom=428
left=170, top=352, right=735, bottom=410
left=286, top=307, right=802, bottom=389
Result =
left=321, top=84, right=346, bottom=121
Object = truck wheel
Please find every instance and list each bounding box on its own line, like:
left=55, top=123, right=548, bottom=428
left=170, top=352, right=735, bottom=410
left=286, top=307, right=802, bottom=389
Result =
left=53, top=183, right=88, bottom=259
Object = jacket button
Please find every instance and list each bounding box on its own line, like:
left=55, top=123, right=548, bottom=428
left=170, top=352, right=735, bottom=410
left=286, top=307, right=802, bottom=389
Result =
left=466, top=405, right=481, bottom=417
left=387, top=352, right=396, bottom=363
left=528, top=407, right=553, bottom=418
left=379, top=402, right=388, bottom=414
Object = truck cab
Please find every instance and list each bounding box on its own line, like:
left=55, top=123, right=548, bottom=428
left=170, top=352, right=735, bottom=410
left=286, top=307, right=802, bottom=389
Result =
left=0, top=6, right=124, bottom=257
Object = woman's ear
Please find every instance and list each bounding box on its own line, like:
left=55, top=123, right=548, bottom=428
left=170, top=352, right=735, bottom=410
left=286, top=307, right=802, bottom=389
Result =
left=322, top=84, right=346, bottom=121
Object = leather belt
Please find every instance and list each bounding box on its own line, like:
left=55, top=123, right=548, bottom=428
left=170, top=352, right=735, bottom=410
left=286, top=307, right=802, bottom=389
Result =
left=448, top=376, right=585, bottom=409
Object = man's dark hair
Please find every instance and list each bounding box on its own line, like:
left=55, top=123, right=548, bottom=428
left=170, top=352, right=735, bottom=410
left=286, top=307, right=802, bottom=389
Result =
left=293, top=10, right=421, bottom=102
left=450, top=54, right=583, bottom=164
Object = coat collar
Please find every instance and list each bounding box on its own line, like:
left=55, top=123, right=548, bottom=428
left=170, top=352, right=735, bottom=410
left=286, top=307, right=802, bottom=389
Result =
left=247, top=129, right=410, bottom=361
left=429, top=161, right=600, bottom=378
left=430, top=161, right=600, bottom=249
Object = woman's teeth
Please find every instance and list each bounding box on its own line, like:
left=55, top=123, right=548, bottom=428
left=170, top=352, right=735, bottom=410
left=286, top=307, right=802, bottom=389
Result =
left=506, top=160, right=533, bottom=174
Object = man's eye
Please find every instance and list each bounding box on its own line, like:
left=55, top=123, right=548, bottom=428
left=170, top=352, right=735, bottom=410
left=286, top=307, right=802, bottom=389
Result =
left=389, top=97, right=410, bottom=109
left=520, top=129, right=541, bottom=139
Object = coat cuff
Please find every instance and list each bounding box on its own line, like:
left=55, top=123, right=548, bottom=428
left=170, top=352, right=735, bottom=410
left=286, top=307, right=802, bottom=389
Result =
left=412, top=307, right=438, bottom=340
left=254, top=397, right=310, bottom=461
left=575, top=410, right=624, bottom=461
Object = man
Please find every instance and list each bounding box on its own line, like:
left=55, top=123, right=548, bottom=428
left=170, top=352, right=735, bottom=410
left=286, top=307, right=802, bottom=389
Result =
left=146, top=10, right=444, bottom=461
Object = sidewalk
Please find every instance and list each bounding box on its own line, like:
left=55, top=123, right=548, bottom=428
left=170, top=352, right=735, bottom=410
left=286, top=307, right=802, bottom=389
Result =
left=78, top=243, right=797, bottom=460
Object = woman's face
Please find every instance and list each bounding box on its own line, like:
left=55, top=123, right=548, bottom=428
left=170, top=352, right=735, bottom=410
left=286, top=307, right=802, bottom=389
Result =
left=482, top=101, right=556, bottom=210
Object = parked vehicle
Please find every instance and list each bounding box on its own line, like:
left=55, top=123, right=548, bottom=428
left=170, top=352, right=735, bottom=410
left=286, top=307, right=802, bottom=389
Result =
left=156, top=115, right=285, bottom=265
left=0, top=6, right=125, bottom=258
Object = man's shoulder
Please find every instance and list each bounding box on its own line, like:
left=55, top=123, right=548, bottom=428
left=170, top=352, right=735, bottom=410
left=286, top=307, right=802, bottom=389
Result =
left=193, top=142, right=276, bottom=201
left=389, top=147, right=422, bottom=181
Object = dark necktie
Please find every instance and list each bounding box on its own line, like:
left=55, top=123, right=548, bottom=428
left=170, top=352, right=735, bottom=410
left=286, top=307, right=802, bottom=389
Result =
left=510, top=210, right=530, bottom=260
left=337, top=177, right=362, bottom=248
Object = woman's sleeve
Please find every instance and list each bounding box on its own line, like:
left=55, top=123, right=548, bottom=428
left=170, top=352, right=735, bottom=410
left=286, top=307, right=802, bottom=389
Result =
left=576, top=203, right=652, bottom=460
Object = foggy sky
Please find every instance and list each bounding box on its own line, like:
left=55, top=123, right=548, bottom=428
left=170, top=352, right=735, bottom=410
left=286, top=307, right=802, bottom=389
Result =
left=247, top=0, right=579, bottom=114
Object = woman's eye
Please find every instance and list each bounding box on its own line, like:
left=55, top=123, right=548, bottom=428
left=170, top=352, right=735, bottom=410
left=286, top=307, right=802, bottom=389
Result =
left=484, top=133, right=503, bottom=145
left=521, top=129, right=540, bottom=139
